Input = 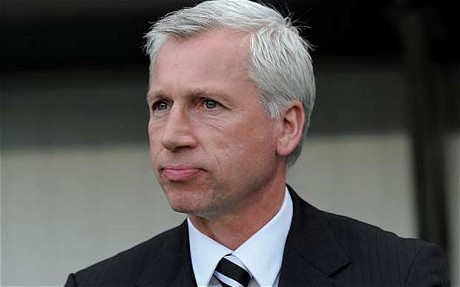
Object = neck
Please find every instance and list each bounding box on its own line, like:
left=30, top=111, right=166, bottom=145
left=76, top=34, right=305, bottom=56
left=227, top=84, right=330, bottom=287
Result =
left=188, top=178, right=286, bottom=250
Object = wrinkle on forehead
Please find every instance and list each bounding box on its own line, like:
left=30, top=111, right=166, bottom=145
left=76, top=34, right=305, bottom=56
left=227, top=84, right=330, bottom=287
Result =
left=152, top=28, right=252, bottom=81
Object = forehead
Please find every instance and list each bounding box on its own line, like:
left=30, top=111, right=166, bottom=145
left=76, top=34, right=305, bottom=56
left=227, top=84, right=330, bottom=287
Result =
left=149, top=29, right=256, bottom=98
left=154, top=29, right=250, bottom=76
left=162, top=28, right=250, bottom=56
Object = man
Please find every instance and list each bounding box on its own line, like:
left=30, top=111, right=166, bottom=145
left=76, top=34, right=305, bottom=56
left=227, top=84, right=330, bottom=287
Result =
left=65, top=0, right=450, bottom=286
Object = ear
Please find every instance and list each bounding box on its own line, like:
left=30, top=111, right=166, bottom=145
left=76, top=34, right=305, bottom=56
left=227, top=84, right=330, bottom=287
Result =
left=276, top=101, right=305, bottom=157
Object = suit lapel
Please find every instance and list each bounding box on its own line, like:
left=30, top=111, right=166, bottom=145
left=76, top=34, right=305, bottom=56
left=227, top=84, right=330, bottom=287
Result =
left=166, top=263, right=197, bottom=287
left=135, top=221, right=197, bottom=287
left=279, top=186, right=350, bottom=287
left=279, top=246, right=333, bottom=287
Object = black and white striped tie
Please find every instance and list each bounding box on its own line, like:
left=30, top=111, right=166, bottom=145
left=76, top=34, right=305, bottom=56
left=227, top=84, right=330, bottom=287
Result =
left=213, top=254, right=251, bottom=287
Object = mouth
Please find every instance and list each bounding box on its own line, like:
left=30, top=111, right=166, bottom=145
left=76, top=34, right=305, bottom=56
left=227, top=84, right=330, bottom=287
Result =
left=160, top=166, right=204, bottom=182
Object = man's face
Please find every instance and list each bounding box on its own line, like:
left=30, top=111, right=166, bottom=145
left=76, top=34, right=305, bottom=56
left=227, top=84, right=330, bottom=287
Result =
left=147, top=29, right=285, bottom=219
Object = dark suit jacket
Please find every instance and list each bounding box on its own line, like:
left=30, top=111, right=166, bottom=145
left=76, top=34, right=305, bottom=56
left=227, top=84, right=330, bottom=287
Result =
left=65, top=186, right=450, bottom=286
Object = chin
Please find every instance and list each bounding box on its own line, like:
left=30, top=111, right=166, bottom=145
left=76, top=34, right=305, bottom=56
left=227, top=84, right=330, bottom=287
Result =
left=160, top=182, right=219, bottom=215
left=166, top=195, right=219, bottom=218
left=165, top=190, right=203, bottom=213
left=168, top=202, right=210, bottom=217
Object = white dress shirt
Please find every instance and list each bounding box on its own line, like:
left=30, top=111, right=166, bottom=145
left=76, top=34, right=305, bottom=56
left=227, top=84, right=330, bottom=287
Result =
left=188, top=187, right=293, bottom=287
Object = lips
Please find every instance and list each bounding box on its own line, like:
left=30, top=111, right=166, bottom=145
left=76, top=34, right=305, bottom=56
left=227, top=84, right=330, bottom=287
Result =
left=161, top=167, right=204, bottom=181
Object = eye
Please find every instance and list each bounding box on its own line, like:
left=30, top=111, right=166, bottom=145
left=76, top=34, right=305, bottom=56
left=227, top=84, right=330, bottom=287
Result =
left=203, top=99, right=218, bottom=110
left=152, top=100, right=170, bottom=112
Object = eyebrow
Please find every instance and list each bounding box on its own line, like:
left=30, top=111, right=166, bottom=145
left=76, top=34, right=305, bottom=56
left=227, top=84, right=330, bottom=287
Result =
left=189, top=88, right=231, bottom=101
left=147, top=88, right=232, bottom=103
left=146, top=90, right=164, bottom=102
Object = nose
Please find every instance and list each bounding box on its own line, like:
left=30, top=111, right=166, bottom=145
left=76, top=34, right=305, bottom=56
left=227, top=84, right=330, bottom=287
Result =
left=160, top=105, right=197, bottom=151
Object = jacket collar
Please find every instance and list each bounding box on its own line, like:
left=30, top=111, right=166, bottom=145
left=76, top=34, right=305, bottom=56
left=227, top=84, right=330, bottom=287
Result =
left=135, top=221, right=197, bottom=287
left=279, top=185, right=350, bottom=286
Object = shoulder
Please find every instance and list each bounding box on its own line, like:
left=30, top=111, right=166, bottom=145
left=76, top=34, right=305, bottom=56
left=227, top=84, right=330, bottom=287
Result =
left=317, top=206, right=450, bottom=285
left=322, top=210, right=450, bottom=285
left=320, top=208, right=430, bottom=256
left=68, top=222, right=187, bottom=286
left=288, top=188, right=450, bottom=286
left=290, top=187, right=441, bottom=257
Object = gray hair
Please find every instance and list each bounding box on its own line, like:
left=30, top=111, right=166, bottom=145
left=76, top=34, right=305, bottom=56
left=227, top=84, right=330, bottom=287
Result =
left=145, top=0, right=315, bottom=166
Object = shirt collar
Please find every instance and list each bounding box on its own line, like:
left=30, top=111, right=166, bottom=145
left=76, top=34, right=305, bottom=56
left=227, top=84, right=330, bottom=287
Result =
left=188, top=218, right=231, bottom=286
left=188, top=187, right=293, bottom=286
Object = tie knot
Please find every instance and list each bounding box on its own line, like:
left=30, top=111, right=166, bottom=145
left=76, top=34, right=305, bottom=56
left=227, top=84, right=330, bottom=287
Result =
left=214, top=255, right=251, bottom=287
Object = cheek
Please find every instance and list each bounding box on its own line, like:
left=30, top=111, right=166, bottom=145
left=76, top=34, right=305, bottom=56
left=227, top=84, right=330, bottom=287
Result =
left=148, top=120, right=161, bottom=145
left=147, top=123, right=162, bottom=160
left=251, top=121, right=277, bottom=148
left=218, top=127, right=275, bottom=165
left=147, top=120, right=154, bottom=141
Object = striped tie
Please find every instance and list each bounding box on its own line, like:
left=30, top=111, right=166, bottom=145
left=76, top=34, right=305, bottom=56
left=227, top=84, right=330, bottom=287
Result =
left=214, top=255, right=251, bottom=287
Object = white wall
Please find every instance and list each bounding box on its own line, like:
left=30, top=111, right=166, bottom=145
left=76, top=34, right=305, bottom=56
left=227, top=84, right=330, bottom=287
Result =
left=1, top=133, right=418, bottom=286
left=1, top=144, right=184, bottom=285
left=289, top=133, right=417, bottom=238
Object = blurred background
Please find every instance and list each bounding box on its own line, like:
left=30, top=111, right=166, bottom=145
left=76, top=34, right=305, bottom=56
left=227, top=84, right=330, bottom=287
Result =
left=1, top=0, right=459, bottom=285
